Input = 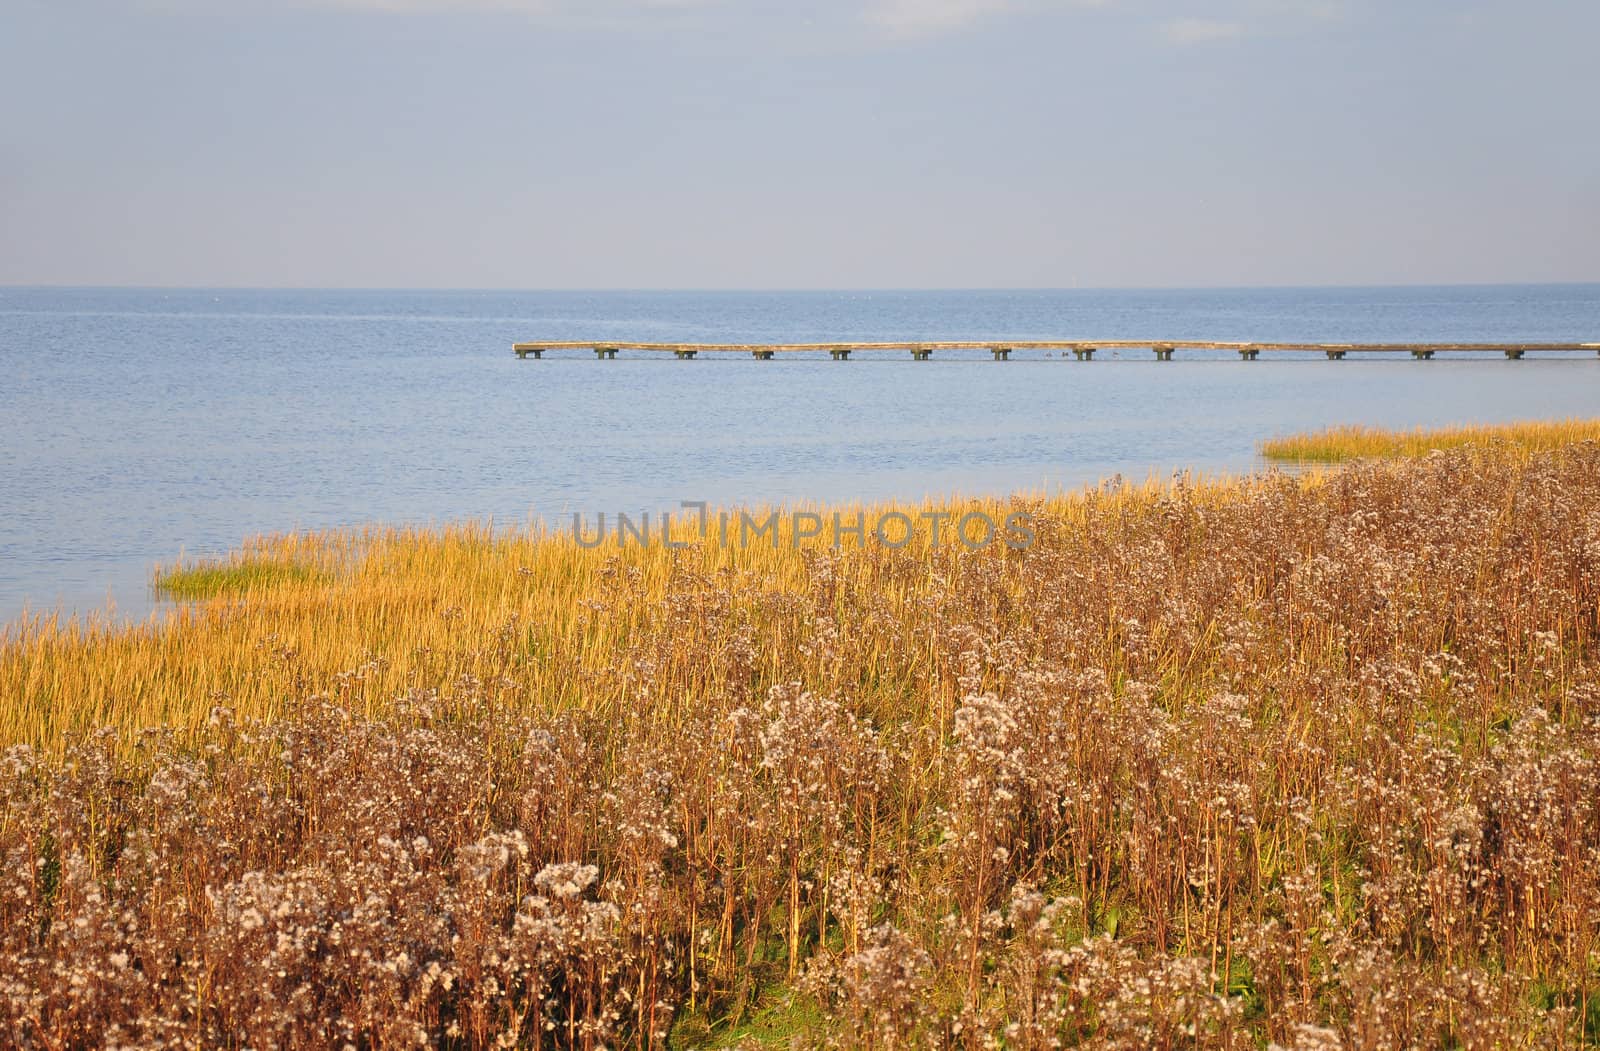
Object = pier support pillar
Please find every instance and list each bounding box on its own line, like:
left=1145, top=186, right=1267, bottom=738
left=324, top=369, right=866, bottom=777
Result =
left=830, top=348, right=851, bottom=360
left=1504, top=349, right=1525, bottom=360
left=1153, top=344, right=1175, bottom=361
left=1326, top=350, right=1346, bottom=360
left=1411, top=349, right=1435, bottom=360
left=674, top=349, right=698, bottom=359
left=595, top=347, right=618, bottom=359
left=991, top=347, right=1012, bottom=361
left=516, top=348, right=544, bottom=359
left=1073, top=347, right=1096, bottom=361
left=910, top=348, right=932, bottom=360
left=752, top=350, right=774, bottom=360
left=1238, top=347, right=1260, bottom=361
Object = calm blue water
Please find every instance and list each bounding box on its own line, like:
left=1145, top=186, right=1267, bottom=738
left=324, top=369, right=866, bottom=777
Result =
left=3, top=285, right=1598, bottom=623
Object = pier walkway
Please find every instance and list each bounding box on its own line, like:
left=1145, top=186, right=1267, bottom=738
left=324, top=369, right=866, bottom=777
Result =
left=513, top=340, right=1600, bottom=361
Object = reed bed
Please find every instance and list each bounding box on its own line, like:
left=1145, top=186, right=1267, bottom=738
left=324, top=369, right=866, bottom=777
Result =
left=3, top=444, right=1600, bottom=1047
left=1259, top=417, right=1600, bottom=463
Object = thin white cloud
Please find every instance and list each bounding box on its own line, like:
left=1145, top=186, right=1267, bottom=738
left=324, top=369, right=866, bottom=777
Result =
left=139, top=0, right=1096, bottom=40
left=1155, top=2, right=1347, bottom=45
left=132, top=0, right=1344, bottom=46
left=861, top=0, right=1121, bottom=39
left=159, top=0, right=718, bottom=13
left=1254, top=0, right=1344, bottom=20
left=239, top=0, right=548, bottom=10
left=1160, top=16, right=1248, bottom=43
left=862, top=0, right=1014, bottom=37
left=327, top=0, right=549, bottom=10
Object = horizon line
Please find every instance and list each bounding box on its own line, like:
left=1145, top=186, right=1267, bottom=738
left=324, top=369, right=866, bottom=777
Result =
left=4, top=280, right=1600, bottom=295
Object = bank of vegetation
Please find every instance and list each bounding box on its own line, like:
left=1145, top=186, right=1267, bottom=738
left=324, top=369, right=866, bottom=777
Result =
left=3, top=430, right=1598, bottom=1047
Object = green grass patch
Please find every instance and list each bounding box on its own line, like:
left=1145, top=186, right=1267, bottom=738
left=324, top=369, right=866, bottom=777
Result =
left=153, top=557, right=332, bottom=600
left=670, top=985, right=822, bottom=1049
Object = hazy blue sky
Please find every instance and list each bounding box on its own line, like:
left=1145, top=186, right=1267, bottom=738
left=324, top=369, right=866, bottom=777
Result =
left=3, top=0, right=1596, bottom=288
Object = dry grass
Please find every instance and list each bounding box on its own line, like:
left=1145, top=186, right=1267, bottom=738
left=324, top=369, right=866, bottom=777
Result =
left=4, top=443, right=1600, bottom=1047
left=1259, top=417, right=1600, bottom=462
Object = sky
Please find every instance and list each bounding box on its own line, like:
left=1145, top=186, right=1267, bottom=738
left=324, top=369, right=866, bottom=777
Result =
left=1, top=0, right=1597, bottom=289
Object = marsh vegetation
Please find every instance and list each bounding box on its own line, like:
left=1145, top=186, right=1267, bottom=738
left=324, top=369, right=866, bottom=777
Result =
left=1259, top=417, right=1600, bottom=463
left=3, top=426, right=1599, bottom=1047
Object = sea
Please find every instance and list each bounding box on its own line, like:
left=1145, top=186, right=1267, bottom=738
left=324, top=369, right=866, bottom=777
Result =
left=3, top=284, right=1597, bottom=623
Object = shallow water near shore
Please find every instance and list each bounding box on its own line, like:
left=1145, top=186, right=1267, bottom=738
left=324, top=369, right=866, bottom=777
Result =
left=3, top=284, right=1598, bottom=622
